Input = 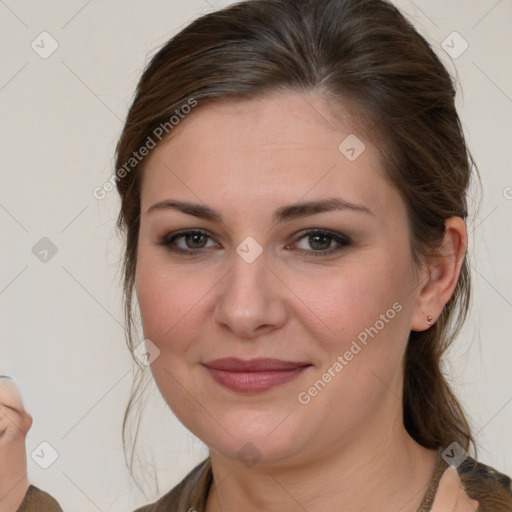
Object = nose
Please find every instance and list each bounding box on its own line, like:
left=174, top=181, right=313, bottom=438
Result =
left=214, top=249, right=288, bottom=339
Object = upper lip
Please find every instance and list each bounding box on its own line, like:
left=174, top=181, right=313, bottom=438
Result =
left=202, top=358, right=311, bottom=372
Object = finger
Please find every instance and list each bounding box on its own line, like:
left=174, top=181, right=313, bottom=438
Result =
left=430, top=467, right=463, bottom=512
left=0, top=377, right=26, bottom=413
left=0, top=378, right=32, bottom=437
left=454, top=486, right=479, bottom=512
left=431, top=467, right=480, bottom=512
left=0, top=405, right=32, bottom=438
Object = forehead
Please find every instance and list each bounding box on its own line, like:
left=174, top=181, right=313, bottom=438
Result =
left=139, top=91, right=401, bottom=221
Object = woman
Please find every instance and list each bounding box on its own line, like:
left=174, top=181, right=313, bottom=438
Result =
left=3, top=0, right=508, bottom=511
left=113, top=0, right=512, bottom=511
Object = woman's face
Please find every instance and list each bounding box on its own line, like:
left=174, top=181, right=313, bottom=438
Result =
left=135, top=91, right=426, bottom=466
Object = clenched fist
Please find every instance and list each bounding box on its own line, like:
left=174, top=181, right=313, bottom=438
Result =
left=0, top=376, right=32, bottom=512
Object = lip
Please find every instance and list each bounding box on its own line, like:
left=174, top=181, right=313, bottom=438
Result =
left=202, top=358, right=312, bottom=393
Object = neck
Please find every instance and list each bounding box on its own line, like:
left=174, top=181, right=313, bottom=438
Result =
left=205, top=405, right=437, bottom=512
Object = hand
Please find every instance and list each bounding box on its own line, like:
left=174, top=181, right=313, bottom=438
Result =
left=0, top=376, right=32, bottom=512
left=430, top=466, right=479, bottom=512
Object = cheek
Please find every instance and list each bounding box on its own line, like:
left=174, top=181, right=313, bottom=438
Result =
left=293, top=250, right=413, bottom=353
left=292, top=256, right=412, bottom=425
left=296, top=254, right=414, bottom=418
left=135, top=251, right=187, bottom=349
left=134, top=256, right=206, bottom=415
left=135, top=250, right=219, bottom=365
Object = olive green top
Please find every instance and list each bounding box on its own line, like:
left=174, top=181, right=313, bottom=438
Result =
left=13, top=448, right=512, bottom=511
left=16, top=484, right=63, bottom=512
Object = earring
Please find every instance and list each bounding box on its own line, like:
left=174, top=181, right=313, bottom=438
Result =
left=426, top=315, right=433, bottom=326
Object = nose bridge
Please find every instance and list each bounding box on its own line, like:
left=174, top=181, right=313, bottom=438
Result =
left=214, top=244, right=286, bottom=336
left=232, top=245, right=268, bottom=297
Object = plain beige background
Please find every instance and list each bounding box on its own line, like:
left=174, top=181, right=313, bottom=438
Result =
left=1, top=1, right=511, bottom=511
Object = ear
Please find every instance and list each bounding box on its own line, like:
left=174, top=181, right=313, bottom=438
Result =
left=410, top=216, right=467, bottom=332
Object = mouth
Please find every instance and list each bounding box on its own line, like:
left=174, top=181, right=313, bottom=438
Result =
left=201, top=358, right=312, bottom=393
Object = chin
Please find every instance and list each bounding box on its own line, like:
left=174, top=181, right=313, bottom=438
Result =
left=195, top=409, right=312, bottom=466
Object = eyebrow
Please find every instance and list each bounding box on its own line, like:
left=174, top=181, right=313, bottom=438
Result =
left=146, top=197, right=373, bottom=223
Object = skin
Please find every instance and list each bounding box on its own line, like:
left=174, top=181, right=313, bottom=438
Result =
left=431, top=469, right=479, bottom=512
left=135, top=91, right=468, bottom=511
left=0, top=377, right=32, bottom=512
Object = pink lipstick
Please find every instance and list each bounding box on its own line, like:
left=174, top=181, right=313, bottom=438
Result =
left=202, top=358, right=311, bottom=393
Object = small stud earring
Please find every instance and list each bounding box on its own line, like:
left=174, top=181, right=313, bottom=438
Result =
left=426, top=315, right=433, bottom=325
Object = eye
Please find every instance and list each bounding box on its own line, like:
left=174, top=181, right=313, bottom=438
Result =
left=289, top=229, right=351, bottom=257
left=157, top=230, right=219, bottom=255
left=157, top=228, right=351, bottom=258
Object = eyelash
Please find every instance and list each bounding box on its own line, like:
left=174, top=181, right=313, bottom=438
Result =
left=156, top=228, right=352, bottom=258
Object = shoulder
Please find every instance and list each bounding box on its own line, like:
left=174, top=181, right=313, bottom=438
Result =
left=133, top=458, right=212, bottom=512
left=16, top=485, right=63, bottom=512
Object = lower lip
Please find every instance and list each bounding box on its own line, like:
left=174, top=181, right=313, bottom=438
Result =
left=204, top=366, right=309, bottom=393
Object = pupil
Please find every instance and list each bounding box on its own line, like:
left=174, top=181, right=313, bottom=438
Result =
left=188, top=233, right=205, bottom=248
left=311, top=235, right=330, bottom=250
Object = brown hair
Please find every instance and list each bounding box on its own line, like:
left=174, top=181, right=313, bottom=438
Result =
left=114, top=0, right=511, bottom=506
